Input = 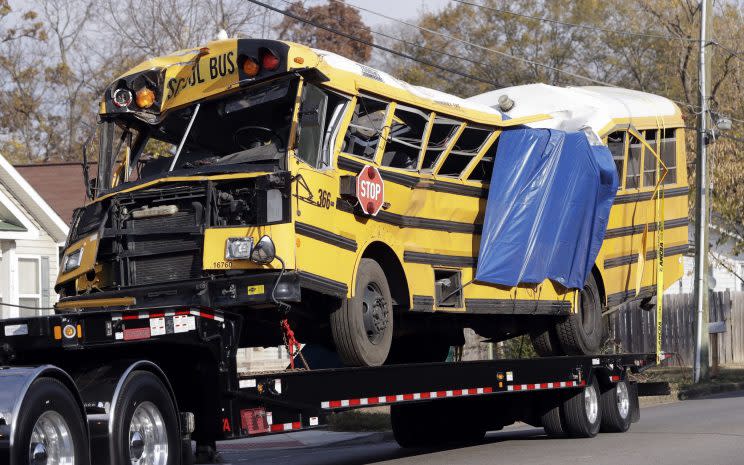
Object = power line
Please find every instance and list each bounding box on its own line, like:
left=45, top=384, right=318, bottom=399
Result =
left=710, top=40, right=744, bottom=63
left=247, top=0, right=500, bottom=87
left=452, top=0, right=696, bottom=42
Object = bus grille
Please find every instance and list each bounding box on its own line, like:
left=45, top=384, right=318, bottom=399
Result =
left=130, top=253, right=202, bottom=286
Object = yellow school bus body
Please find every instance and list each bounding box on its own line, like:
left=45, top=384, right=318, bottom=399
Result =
left=58, top=38, right=687, bottom=327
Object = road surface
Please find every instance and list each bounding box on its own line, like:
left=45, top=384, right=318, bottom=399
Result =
left=218, top=390, right=744, bottom=465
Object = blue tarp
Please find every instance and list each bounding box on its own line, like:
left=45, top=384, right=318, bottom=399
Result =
left=475, top=128, right=618, bottom=289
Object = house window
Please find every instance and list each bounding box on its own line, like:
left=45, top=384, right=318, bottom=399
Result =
left=18, top=257, right=41, bottom=317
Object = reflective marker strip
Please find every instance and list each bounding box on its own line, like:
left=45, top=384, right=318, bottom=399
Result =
left=506, top=380, right=586, bottom=392
left=321, top=387, right=493, bottom=409
left=269, top=421, right=302, bottom=432
left=112, top=309, right=224, bottom=323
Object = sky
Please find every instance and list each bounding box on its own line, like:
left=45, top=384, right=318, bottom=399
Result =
left=349, top=0, right=453, bottom=27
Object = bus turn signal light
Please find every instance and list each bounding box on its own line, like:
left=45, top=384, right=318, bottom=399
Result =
left=136, top=87, right=156, bottom=109
left=242, top=57, right=260, bottom=77
left=261, top=50, right=280, bottom=71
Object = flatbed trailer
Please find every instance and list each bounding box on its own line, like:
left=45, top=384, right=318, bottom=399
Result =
left=0, top=306, right=665, bottom=464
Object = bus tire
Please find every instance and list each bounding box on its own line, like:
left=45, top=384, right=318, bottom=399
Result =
left=530, top=326, right=564, bottom=356
left=563, top=375, right=602, bottom=438
left=14, top=377, right=89, bottom=465
left=112, top=371, right=180, bottom=465
left=600, top=380, right=632, bottom=433
left=331, top=258, right=393, bottom=366
left=555, top=273, right=603, bottom=355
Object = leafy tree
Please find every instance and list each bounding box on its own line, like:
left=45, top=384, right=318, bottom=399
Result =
left=278, top=0, right=373, bottom=63
left=380, top=0, right=744, bottom=250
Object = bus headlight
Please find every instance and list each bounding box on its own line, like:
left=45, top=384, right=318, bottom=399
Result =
left=225, top=237, right=253, bottom=260
left=63, top=248, right=84, bottom=273
left=251, top=236, right=275, bottom=264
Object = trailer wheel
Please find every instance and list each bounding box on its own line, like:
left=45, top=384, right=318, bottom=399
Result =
left=331, top=258, right=393, bottom=366
left=13, top=377, right=88, bottom=465
left=112, top=371, right=180, bottom=465
left=391, top=403, right=442, bottom=448
left=540, top=398, right=566, bottom=437
left=563, top=375, right=602, bottom=438
left=555, top=273, right=603, bottom=355
left=600, top=380, right=632, bottom=433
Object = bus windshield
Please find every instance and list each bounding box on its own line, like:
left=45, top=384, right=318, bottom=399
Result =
left=97, top=77, right=300, bottom=195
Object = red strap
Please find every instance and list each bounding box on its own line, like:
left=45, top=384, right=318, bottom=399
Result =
left=281, top=318, right=303, bottom=369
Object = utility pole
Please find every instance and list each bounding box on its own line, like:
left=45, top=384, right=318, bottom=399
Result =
left=693, top=0, right=712, bottom=383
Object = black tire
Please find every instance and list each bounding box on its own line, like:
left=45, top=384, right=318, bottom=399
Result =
left=540, top=397, right=566, bottom=438
left=112, top=370, right=180, bottom=465
left=563, top=375, right=602, bottom=438
left=13, top=377, right=89, bottom=465
left=391, top=403, right=443, bottom=448
left=330, top=258, right=393, bottom=366
left=556, top=273, right=603, bottom=355
left=600, top=380, right=632, bottom=433
left=530, top=326, right=564, bottom=356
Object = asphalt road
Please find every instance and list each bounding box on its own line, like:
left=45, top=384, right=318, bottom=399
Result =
left=219, top=390, right=744, bottom=465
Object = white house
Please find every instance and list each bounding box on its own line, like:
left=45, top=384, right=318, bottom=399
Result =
left=0, top=155, right=69, bottom=319
left=666, top=223, right=744, bottom=294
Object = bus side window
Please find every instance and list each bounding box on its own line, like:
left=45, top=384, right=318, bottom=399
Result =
left=642, top=129, right=658, bottom=187
left=607, top=131, right=625, bottom=188
left=467, top=135, right=499, bottom=182
left=381, top=105, right=429, bottom=170
left=438, top=126, right=492, bottom=177
left=343, top=96, right=388, bottom=160
left=660, top=128, right=677, bottom=184
left=626, top=133, right=642, bottom=189
left=421, top=117, right=461, bottom=170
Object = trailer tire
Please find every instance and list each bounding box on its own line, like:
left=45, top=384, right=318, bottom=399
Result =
left=391, top=403, right=443, bottom=448
left=555, top=273, right=603, bottom=355
left=14, top=377, right=88, bottom=465
left=540, top=398, right=566, bottom=437
left=112, top=371, right=180, bottom=465
left=331, top=258, right=393, bottom=366
left=563, top=375, right=602, bottom=438
left=600, top=381, right=632, bottom=433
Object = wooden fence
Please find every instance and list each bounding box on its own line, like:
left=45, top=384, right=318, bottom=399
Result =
left=608, top=290, right=744, bottom=366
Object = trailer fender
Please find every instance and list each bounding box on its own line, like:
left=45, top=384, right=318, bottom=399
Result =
left=73, top=360, right=180, bottom=464
left=0, top=365, right=88, bottom=465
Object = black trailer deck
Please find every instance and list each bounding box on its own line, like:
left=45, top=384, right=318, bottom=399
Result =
left=0, top=306, right=668, bottom=463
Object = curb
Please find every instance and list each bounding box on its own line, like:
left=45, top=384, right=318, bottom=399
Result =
left=678, top=382, right=744, bottom=400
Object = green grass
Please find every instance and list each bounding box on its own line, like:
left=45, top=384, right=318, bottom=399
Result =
left=635, top=366, right=744, bottom=398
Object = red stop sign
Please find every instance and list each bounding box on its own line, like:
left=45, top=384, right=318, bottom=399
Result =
left=356, top=165, right=384, bottom=216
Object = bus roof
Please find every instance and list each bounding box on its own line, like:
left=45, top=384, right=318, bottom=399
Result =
left=103, top=38, right=550, bottom=128
left=467, top=83, right=683, bottom=136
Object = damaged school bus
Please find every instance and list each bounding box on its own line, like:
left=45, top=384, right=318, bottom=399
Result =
left=55, top=38, right=688, bottom=366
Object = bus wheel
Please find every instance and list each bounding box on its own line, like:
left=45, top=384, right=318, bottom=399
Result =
left=600, top=380, right=632, bottom=433
left=331, top=258, right=393, bottom=366
left=14, top=378, right=88, bottom=465
left=112, top=371, right=180, bottom=465
left=530, top=326, right=564, bottom=356
left=555, top=273, right=603, bottom=355
left=563, top=375, right=602, bottom=438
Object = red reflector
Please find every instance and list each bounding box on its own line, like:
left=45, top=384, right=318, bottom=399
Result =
left=261, top=50, right=280, bottom=71
left=123, top=327, right=151, bottom=341
left=241, top=408, right=269, bottom=434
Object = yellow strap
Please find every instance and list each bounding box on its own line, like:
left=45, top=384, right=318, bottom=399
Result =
left=656, top=185, right=664, bottom=364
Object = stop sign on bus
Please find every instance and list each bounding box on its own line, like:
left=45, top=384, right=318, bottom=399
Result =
left=356, top=165, right=384, bottom=216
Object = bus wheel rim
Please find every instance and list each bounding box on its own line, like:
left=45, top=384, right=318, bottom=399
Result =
left=584, top=385, right=599, bottom=424
left=29, top=410, right=75, bottom=465
left=616, top=382, right=630, bottom=419
left=362, top=282, right=389, bottom=345
left=128, top=401, right=168, bottom=465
